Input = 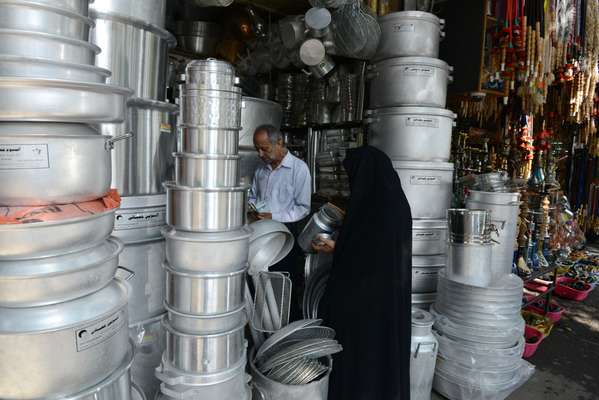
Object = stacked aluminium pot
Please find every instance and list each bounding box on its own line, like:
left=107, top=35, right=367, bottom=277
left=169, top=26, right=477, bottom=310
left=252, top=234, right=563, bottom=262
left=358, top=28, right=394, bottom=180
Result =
left=90, top=1, right=178, bottom=398
left=0, top=0, right=136, bottom=398
left=155, top=59, right=250, bottom=400
left=367, top=11, right=455, bottom=310
left=431, top=208, right=532, bottom=400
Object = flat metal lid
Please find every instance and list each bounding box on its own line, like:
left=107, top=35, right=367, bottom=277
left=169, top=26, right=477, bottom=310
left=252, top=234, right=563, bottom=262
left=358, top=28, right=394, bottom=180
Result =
left=305, top=7, right=331, bottom=31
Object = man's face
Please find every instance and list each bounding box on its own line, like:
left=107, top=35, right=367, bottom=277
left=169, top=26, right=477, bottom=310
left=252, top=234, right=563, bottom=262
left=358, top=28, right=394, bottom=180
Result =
left=254, top=130, right=282, bottom=165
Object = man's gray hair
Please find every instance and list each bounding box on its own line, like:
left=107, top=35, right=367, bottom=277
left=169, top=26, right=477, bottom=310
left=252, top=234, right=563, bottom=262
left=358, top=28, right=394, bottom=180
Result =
left=254, top=124, right=284, bottom=146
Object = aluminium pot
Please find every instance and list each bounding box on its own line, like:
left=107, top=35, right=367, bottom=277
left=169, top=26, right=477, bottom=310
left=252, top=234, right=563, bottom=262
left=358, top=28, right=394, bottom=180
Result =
left=180, top=88, right=242, bottom=130
left=178, top=125, right=239, bottom=155
left=446, top=242, right=494, bottom=287
left=90, top=0, right=167, bottom=28
left=240, top=97, right=283, bottom=148
left=100, top=99, right=178, bottom=196
left=0, top=55, right=110, bottom=84
left=0, top=237, right=123, bottom=308
left=0, top=28, right=100, bottom=65
left=0, top=279, right=129, bottom=399
left=163, top=227, right=250, bottom=272
left=412, top=254, right=446, bottom=293
left=0, top=123, right=126, bottom=206
left=31, top=0, right=90, bottom=16
left=90, top=13, right=175, bottom=100
left=163, top=319, right=246, bottom=374
left=174, top=153, right=240, bottom=188
left=165, top=264, right=247, bottom=315
left=392, top=161, right=454, bottom=219
left=298, top=203, right=344, bottom=253
left=0, top=1, right=94, bottom=41
left=368, top=57, right=452, bottom=108
left=176, top=23, right=222, bottom=58
left=447, top=208, right=493, bottom=243
left=366, top=107, right=456, bottom=161
left=113, top=194, right=167, bottom=243
left=184, top=58, right=236, bottom=90
left=412, top=219, right=447, bottom=255
left=165, top=182, right=248, bottom=232
left=130, top=315, right=165, bottom=400
left=0, top=209, right=115, bottom=259
left=166, top=304, right=247, bottom=335
left=376, top=11, right=444, bottom=60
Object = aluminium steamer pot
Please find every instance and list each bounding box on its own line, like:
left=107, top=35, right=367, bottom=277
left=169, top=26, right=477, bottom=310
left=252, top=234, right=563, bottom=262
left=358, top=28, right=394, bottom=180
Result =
left=0, top=280, right=130, bottom=399
left=0, top=55, right=110, bottom=84
left=412, top=219, right=448, bottom=255
left=180, top=88, right=242, bottom=130
left=0, top=237, right=123, bottom=308
left=178, top=125, right=239, bottom=155
left=366, top=107, right=456, bottom=162
left=184, top=58, right=237, bottom=91
left=375, top=11, right=445, bottom=60
left=174, top=153, right=240, bottom=188
left=368, top=57, right=452, bottom=108
left=0, top=122, right=128, bottom=206
left=90, top=0, right=167, bottom=28
left=165, top=182, right=248, bottom=232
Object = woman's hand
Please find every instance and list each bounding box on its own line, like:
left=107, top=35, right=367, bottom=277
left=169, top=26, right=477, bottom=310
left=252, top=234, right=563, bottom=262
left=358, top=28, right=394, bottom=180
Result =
left=312, top=238, right=336, bottom=254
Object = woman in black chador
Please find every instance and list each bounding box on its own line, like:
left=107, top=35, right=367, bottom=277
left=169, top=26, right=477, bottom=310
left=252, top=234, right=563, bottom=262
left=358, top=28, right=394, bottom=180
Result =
left=318, top=145, right=412, bottom=400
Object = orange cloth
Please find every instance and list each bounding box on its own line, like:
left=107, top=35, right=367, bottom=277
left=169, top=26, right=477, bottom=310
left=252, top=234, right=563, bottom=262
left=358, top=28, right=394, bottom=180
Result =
left=0, top=189, right=121, bottom=225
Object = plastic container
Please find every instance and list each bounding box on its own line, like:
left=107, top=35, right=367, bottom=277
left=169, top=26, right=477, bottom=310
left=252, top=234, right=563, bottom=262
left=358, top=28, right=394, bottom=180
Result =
left=523, top=295, right=565, bottom=323
left=555, top=277, right=593, bottom=301
left=523, top=325, right=543, bottom=359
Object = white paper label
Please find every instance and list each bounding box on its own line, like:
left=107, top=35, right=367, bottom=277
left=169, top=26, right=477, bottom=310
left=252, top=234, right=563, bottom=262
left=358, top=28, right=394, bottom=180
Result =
left=413, top=231, right=441, bottom=241
left=406, top=117, right=440, bottom=128
left=0, top=144, right=49, bottom=170
left=115, top=210, right=166, bottom=230
left=410, top=175, right=441, bottom=185
left=393, top=23, right=415, bottom=32
left=402, top=66, right=435, bottom=76
left=76, top=310, right=125, bottom=352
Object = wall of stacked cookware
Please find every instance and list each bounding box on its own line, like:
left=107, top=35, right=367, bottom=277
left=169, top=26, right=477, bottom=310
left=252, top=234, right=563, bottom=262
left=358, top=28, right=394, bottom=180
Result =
left=154, top=59, right=251, bottom=399
left=89, top=1, right=178, bottom=399
left=0, top=0, right=140, bottom=399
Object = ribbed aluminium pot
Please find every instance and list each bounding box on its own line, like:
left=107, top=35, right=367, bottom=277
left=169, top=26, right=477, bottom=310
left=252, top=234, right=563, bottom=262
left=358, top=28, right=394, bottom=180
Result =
left=376, top=11, right=444, bottom=60
left=0, top=280, right=129, bottom=399
left=163, top=227, right=250, bottom=272
left=174, top=153, right=240, bottom=188
left=435, top=356, right=523, bottom=387
left=165, top=182, right=248, bottom=232
left=412, top=254, right=446, bottom=293
left=433, top=300, right=523, bottom=330
left=0, top=55, right=110, bottom=83
left=165, top=264, right=247, bottom=315
left=446, top=242, right=494, bottom=287
left=185, top=58, right=237, bottom=91
left=0, top=123, right=117, bottom=206
left=412, top=219, right=447, bottom=255
left=0, top=237, right=122, bottom=308
left=240, top=97, right=283, bottom=148
left=180, top=89, right=241, bottom=130
left=178, top=126, right=239, bottom=155
left=90, top=12, right=175, bottom=100
left=166, top=304, right=247, bottom=335
left=0, top=1, right=94, bottom=41
left=130, top=315, right=165, bottom=400
left=0, top=209, right=115, bottom=259
left=368, top=57, right=452, bottom=108
left=113, top=194, right=167, bottom=242
left=90, top=0, right=167, bottom=28
left=0, top=28, right=100, bottom=64
left=392, top=161, right=454, bottom=219
left=163, top=320, right=246, bottom=374
left=366, top=107, right=455, bottom=161
left=100, top=99, right=178, bottom=196
left=433, top=366, right=524, bottom=400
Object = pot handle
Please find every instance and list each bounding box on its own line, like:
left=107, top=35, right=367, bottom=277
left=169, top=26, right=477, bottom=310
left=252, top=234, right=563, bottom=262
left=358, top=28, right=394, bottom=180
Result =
left=414, top=341, right=437, bottom=358
left=116, top=266, right=135, bottom=281
left=105, top=132, right=133, bottom=150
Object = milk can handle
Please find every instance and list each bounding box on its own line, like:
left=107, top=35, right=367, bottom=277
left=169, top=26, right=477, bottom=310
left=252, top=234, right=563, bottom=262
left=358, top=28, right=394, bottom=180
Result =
left=415, top=341, right=437, bottom=358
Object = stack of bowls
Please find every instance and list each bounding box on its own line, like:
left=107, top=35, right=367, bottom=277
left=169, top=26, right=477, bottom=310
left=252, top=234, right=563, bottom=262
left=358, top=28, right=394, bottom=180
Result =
left=155, top=59, right=250, bottom=400
left=366, top=10, right=454, bottom=310
left=0, top=0, right=134, bottom=398
left=89, top=2, right=178, bottom=397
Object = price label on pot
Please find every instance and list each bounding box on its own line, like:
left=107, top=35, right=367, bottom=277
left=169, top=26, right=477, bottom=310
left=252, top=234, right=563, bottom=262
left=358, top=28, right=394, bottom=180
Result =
left=393, top=23, right=415, bottom=32
left=402, top=66, right=434, bottom=76
left=0, top=144, right=49, bottom=169
left=75, top=310, right=126, bottom=352
left=406, top=117, right=439, bottom=128
left=410, top=175, right=441, bottom=185
left=413, top=231, right=441, bottom=241
left=114, top=210, right=166, bottom=230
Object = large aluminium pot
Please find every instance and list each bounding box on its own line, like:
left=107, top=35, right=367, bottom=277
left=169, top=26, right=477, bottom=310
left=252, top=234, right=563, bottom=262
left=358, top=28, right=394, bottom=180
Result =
left=240, top=148, right=264, bottom=185
left=180, top=88, right=242, bottom=130
left=392, top=161, right=454, bottom=219
left=90, top=12, right=175, bottom=100
left=113, top=194, right=167, bottom=242
left=239, top=97, right=283, bottom=148
left=178, top=125, right=239, bottom=155
left=376, top=11, right=444, bottom=60
left=368, top=57, right=452, bottom=108
left=412, top=254, right=445, bottom=293
left=0, top=55, right=110, bottom=84
left=0, top=123, right=126, bottom=206
left=0, top=279, right=129, bottom=399
left=174, top=153, right=240, bottom=188
left=0, top=237, right=123, bottom=307
left=90, top=0, right=167, bottom=28
left=412, top=219, right=447, bottom=256
left=100, top=99, right=178, bottom=196
left=366, top=107, right=456, bottom=161
left=175, top=22, right=222, bottom=58
left=446, top=242, right=494, bottom=287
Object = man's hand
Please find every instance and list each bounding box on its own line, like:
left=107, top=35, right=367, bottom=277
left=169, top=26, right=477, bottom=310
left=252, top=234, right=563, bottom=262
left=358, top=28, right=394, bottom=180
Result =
left=257, top=212, right=272, bottom=220
left=312, top=238, right=336, bottom=254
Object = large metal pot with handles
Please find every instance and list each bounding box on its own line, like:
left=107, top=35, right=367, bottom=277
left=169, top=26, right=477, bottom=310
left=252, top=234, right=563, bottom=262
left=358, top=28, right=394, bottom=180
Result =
left=368, top=57, right=453, bottom=108
left=0, top=279, right=130, bottom=399
left=240, top=97, right=283, bottom=148
left=366, top=107, right=456, bottom=161
left=90, top=0, right=167, bottom=28
left=0, top=122, right=129, bottom=206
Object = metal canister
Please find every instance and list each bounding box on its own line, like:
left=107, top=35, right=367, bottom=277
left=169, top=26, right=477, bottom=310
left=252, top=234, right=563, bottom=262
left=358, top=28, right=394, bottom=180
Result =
left=410, top=308, right=438, bottom=400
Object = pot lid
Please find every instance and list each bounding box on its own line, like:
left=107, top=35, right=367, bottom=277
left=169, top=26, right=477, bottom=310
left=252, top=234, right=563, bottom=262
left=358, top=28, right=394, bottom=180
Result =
left=366, top=106, right=456, bottom=119
left=248, top=220, right=294, bottom=273
left=412, top=254, right=446, bottom=267
left=0, top=122, right=100, bottom=136
left=412, top=308, right=434, bottom=327
left=413, top=219, right=447, bottom=230
left=0, top=279, right=127, bottom=333
left=374, top=56, right=451, bottom=71
left=379, top=10, right=441, bottom=24
left=162, top=226, right=251, bottom=243
left=392, top=160, right=454, bottom=171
